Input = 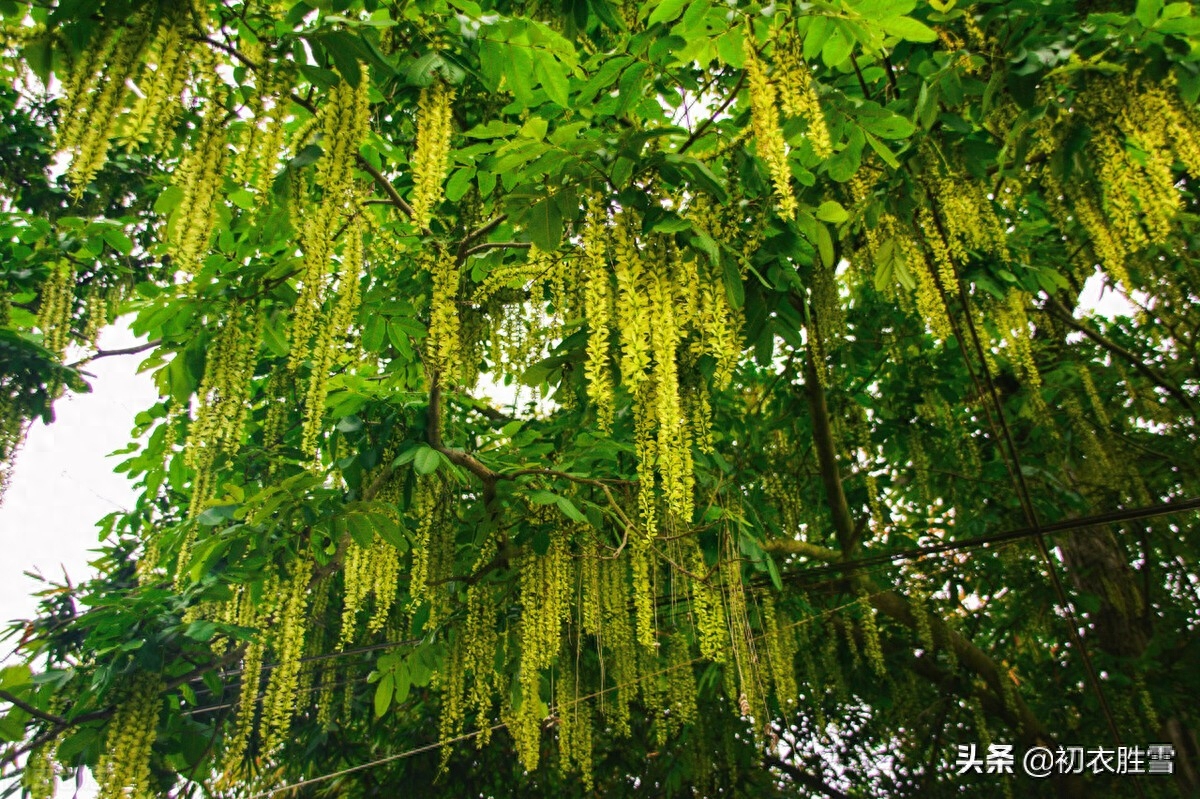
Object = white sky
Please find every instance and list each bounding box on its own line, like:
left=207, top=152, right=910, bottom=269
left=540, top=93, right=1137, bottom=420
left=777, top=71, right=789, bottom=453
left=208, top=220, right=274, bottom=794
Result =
left=0, top=322, right=157, bottom=641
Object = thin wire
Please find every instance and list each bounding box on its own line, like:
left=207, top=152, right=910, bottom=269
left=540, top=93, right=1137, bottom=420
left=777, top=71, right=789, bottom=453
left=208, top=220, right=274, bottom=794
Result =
left=178, top=495, right=1200, bottom=706
left=180, top=542, right=916, bottom=715
left=239, top=559, right=980, bottom=799
left=951, top=277, right=1130, bottom=759
left=762, top=496, right=1200, bottom=585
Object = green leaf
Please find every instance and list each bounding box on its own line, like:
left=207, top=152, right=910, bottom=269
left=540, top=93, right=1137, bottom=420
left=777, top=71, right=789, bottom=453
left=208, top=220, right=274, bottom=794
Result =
left=534, top=52, right=571, bottom=107
left=374, top=672, right=394, bottom=718
left=555, top=495, right=588, bottom=523
left=815, top=200, right=849, bottom=224
left=528, top=489, right=559, bottom=505
left=1137, top=0, right=1163, bottom=27
left=858, top=113, right=915, bottom=140
left=722, top=257, right=744, bottom=309
left=526, top=195, right=563, bottom=251
left=0, top=665, right=32, bottom=691
left=395, top=663, right=412, bottom=703
left=465, top=120, right=521, bottom=139
left=877, top=15, right=938, bottom=42
left=346, top=512, right=376, bottom=547
left=864, top=130, right=901, bottom=168
left=100, top=228, right=133, bottom=255
left=184, top=620, right=219, bottom=642
left=822, top=21, right=854, bottom=67
left=413, top=446, right=441, bottom=475
left=646, top=0, right=690, bottom=26
left=816, top=222, right=835, bottom=268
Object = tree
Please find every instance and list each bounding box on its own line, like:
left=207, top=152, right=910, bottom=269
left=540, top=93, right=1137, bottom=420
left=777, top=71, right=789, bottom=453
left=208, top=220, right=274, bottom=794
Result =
left=1, top=0, right=1199, bottom=796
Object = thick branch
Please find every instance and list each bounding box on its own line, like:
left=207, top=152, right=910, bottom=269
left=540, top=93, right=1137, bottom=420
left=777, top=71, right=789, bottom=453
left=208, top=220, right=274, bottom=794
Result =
left=427, top=378, right=500, bottom=486
left=866, top=585, right=1054, bottom=748
left=762, top=539, right=841, bottom=562
left=803, top=349, right=859, bottom=556
left=459, top=215, right=509, bottom=252
left=678, top=73, right=745, bottom=155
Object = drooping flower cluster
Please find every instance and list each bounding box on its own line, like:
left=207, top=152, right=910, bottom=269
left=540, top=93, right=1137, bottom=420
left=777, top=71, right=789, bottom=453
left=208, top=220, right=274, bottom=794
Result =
left=744, top=35, right=797, bottom=219
left=411, top=83, right=455, bottom=231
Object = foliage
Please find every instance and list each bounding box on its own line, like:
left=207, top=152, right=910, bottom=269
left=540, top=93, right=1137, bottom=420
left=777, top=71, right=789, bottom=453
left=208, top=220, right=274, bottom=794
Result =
left=1, top=0, right=1199, bottom=797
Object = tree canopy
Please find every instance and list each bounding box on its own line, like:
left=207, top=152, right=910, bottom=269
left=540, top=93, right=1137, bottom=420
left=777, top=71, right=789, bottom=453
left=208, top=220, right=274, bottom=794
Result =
left=1, top=0, right=1199, bottom=796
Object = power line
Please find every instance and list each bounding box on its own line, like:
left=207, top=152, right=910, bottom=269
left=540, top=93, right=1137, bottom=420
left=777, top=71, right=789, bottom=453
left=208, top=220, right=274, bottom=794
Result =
left=765, top=495, right=1200, bottom=585
left=237, top=582, right=934, bottom=799
left=182, top=496, right=1200, bottom=706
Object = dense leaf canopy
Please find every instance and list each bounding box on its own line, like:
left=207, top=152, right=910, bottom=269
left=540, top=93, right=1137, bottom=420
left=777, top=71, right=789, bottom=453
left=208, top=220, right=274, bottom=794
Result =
left=1, top=0, right=1199, bottom=797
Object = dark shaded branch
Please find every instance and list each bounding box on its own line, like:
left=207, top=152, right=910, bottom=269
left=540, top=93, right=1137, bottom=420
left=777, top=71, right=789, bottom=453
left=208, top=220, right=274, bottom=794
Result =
left=764, top=753, right=851, bottom=799
left=678, top=73, right=745, bottom=155
left=802, top=347, right=859, bottom=557
left=1045, top=298, right=1199, bottom=419
left=0, top=690, right=65, bottom=725
left=354, top=156, right=416, bottom=219
left=460, top=215, right=509, bottom=252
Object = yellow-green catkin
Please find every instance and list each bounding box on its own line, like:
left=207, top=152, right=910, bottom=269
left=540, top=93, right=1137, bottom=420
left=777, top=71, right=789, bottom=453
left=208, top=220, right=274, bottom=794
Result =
left=685, top=538, right=727, bottom=662
left=599, top=554, right=637, bottom=736
left=648, top=263, right=694, bottom=524
left=289, top=74, right=370, bottom=368
left=581, top=193, right=615, bottom=430
left=761, top=596, right=798, bottom=709
left=223, top=575, right=280, bottom=782
left=896, top=228, right=954, bottom=340
left=464, top=542, right=501, bottom=744
left=122, top=6, right=193, bottom=150
left=774, top=33, right=833, bottom=159
left=259, top=556, right=311, bottom=755
left=37, top=260, right=75, bottom=357
left=631, top=537, right=657, bottom=649
left=612, top=213, right=652, bottom=390
left=422, top=246, right=463, bottom=383
left=744, top=34, right=797, bottom=219
left=858, top=590, right=887, bottom=676
left=300, top=217, right=364, bottom=461
left=183, top=306, right=263, bottom=516
left=169, top=100, right=230, bottom=274
left=933, top=174, right=1008, bottom=260
left=94, top=674, right=162, bottom=799
left=61, top=20, right=157, bottom=190
left=995, top=290, right=1041, bottom=389
left=22, top=743, right=56, bottom=799
left=411, top=83, right=455, bottom=231
left=515, top=537, right=571, bottom=771
left=556, top=657, right=594, bottom=790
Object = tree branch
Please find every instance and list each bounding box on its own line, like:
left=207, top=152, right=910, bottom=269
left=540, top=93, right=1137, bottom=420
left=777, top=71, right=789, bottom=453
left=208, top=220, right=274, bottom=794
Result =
left=678, top=73, right=745, bottom=155
left=762, top=539, right=841, bottom=562
left=764, top=754, right=851, bottom=799
left=354, top=156, right=416, bottom=220
left=66, top=339, right=161, bottom=369
left=1045, top=298, right=1199, bottom=419
left=459, top=241, right=532, bottom=262
left=0, top=690, right=65, bottom=726
left=802, top=346, right=859, bottom=557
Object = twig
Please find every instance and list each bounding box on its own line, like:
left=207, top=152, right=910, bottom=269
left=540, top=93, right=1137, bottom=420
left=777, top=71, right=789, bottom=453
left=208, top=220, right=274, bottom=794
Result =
left=459, top=241, right=532, bottom=261
left=679, top=73, right=745, bottom=156
left=66, top=339, right=161, bottom=368
left=0, top=690, right=65, bottom=725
